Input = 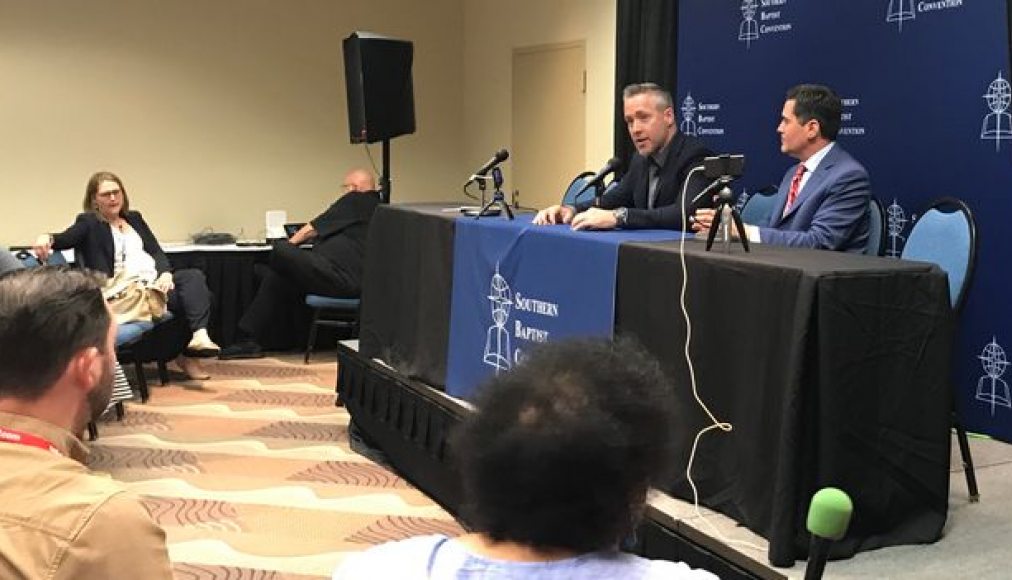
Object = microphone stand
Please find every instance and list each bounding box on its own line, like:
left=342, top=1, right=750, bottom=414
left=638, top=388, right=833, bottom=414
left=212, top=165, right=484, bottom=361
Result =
left=476, top=167, right=514, bottom=220
left=593, top=180, right=605, bottom=207
left=704, top=183, right=749, bottom=253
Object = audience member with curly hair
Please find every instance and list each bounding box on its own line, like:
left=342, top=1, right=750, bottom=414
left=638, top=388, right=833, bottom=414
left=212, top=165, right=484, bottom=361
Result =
left=334, top=338, right=717, bottom=579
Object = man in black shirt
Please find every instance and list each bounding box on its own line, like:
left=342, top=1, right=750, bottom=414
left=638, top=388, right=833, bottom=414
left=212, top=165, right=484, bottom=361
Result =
left=220, top=169, right=380, bottom=359
left=534, top=83, right=711, bottom=230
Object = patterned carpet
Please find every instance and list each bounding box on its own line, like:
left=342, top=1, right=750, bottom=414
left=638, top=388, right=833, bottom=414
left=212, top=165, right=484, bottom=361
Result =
left=88, top=355, right=463, bottom=579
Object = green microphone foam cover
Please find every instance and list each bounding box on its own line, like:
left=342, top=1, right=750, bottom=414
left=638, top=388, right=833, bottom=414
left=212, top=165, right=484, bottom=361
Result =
left=806, top=487, right=853, bottom=541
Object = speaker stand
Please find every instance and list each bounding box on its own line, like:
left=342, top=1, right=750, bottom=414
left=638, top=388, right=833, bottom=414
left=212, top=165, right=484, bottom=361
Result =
left=380, top=139, right=392, bottom=203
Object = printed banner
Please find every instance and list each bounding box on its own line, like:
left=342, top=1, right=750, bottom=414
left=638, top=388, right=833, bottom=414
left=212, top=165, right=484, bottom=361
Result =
left=445, top=216, right=685, bottom=400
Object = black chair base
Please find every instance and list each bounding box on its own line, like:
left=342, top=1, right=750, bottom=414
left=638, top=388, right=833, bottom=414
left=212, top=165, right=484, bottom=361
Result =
left=954, top=418, right=980, bottom=502
left=305, top=305, right=359, bottom=364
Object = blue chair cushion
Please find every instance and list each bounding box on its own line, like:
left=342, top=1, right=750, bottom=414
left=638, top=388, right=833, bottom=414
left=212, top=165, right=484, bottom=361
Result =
left=115, top=311, right=174, bottom=346
left=116, top=321, right=155, bottom=346
left=740, top=192, right=779, bottom=226
left=901, top=207, right=971, bottom=308
left=305, top=294, right=360, bottom=311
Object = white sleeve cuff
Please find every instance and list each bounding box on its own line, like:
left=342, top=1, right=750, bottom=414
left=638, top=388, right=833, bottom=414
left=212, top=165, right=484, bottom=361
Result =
left=745, top=224, right=761, bottom=243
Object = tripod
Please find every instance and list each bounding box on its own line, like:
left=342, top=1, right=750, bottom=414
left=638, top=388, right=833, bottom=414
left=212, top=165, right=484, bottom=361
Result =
left=705, top=186, right=749, bottom=252
left=476, top=167, right=514, bottom=220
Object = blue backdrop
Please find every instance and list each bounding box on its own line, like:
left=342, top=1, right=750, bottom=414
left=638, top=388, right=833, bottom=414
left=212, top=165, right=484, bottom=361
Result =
left=677, top=0, right=1012, bottom=442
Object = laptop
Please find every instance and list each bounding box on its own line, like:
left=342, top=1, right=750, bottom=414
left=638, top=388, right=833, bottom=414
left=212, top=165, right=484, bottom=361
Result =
left=283, top=223, right=306, bottom=238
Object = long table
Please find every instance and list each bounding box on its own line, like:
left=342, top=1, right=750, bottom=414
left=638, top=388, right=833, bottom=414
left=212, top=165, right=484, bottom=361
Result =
left=165, top=244, right=272, bottom=348
left=356, top=203, right=952, bottom=566
left=166, top=244, right=315, bottom=350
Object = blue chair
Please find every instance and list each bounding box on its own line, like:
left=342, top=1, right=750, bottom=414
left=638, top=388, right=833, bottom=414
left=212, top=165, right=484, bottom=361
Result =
left=864, top=196, right=886, bottom=256
left=561, top=171, right=595, bottom=207
left=740, top=190, right=779, bottom=226
left=900, top=197, right=979, bottom=501
left=304, top=294, right=360, bottom=363
left=115, top=311, right=175, bottom=403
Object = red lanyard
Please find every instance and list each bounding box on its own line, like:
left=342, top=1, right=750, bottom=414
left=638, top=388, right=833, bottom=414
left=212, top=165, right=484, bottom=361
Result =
left=0, top=426, right=63, bottom=456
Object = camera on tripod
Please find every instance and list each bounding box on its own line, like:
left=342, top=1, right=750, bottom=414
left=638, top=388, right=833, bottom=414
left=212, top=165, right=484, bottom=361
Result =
left=703, top=154, right=745, bottom=180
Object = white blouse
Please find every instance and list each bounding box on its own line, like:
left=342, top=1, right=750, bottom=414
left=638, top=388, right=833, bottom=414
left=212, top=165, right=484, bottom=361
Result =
left=110, top=223, right=158, bottom=283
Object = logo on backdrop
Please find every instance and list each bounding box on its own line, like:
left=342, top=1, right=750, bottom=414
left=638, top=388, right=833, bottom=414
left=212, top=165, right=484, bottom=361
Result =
left=483, top=263, right=512, bottom=374
left=886, top=0, right=964, bottom=32
left=976, top=337, right=1011, bottom=416
left=886, top=199, right=908, bottom=257
left=679, top=92, right=726, bottom=136
left=886, top=0, right=915, bottom=31
left=739, top=0, right=759, bottom=48
left=680, top=94, right=698, bottom=136
left=980, top=72, right=1012, bottom=152
left=737, top=0, right=792, bottom=46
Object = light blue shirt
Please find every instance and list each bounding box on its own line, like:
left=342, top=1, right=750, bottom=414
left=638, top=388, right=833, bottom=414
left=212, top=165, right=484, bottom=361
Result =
left=333, top=535, right=719, bottom=580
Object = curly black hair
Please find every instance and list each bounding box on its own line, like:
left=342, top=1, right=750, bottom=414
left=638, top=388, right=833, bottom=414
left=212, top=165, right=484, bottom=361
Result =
left=451, top=337, right=679, bottom=553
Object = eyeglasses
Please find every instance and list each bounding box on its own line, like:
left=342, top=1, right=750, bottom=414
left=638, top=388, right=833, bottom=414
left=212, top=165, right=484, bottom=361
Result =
left=96, top=189, right=122, bottom=199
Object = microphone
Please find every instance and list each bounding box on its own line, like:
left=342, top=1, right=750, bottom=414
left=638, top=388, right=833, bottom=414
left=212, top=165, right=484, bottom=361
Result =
left=804, top=487, right=853, bottom=580
left=577, top=156, right=624, bottom=196
left=468, top=148, right=510, bottom=183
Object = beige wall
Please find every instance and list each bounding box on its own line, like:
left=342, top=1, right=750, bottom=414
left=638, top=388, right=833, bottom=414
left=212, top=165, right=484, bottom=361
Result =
left=462, top=0, right=617, bottom=201
left=0, top=0, right=464, bottom=245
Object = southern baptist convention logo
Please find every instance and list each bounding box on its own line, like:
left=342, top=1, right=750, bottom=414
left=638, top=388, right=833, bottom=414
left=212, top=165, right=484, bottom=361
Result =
left=886, top=0, right=963, bottom=32
left=976, top=337, right=1011, bottom=416
left=980, top=72, right=1012, bottom=152
left=680, top=94, right=698, bottom=136
left=483, top=264, right=513, bottom=374
left=885, top=199, right=908, bottom=257
left=738, top=0, right=759, bottom=48
left=679, top=92, right=726, bottom=137
left=737, top=0, right=792, bottom=47
left=482, top=263, right=559, bottom=374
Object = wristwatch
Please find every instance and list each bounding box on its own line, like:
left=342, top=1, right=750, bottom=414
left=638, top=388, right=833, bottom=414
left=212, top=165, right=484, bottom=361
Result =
left=613, top=207, right=628, bottom=227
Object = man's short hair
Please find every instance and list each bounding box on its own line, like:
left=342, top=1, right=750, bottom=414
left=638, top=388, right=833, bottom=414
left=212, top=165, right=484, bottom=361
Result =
left=622, top=82, right=674, bottom=111
left=786, top=84, right=843, bottom=141
left=0, top=267, right=110, bottom=400
left=452, top=337, right=679, bottom=553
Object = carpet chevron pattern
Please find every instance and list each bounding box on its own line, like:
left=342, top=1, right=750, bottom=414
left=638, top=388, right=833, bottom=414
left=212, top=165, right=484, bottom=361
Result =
left=88, top=356, right=463, bottom=579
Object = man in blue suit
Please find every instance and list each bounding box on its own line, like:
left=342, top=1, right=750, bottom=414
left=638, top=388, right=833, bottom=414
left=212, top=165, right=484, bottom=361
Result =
left=694, top=84, right=870, bottom=252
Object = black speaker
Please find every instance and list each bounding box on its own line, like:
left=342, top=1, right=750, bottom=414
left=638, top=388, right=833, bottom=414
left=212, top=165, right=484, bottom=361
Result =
left=343, top=32, right=416, bottom=144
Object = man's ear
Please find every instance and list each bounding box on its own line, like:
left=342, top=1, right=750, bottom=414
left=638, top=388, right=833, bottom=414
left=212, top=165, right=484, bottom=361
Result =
left=664, top=106, right=675, bottom=128
left=806, top=118, right=822, bottom=140
left=67, top=347, right=102, bottom=393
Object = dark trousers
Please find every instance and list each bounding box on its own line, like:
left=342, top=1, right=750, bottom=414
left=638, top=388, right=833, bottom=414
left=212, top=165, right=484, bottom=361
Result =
left=167, top=268, right=212, bottom=332
left=238, top=242, right=357, bottom=347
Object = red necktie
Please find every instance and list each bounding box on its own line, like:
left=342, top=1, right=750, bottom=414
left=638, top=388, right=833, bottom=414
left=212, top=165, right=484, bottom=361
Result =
left=784, top=164, right=806, bottom=216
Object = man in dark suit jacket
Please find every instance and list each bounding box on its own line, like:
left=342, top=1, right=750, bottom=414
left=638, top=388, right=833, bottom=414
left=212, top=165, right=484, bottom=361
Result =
left=693, top=84, right=870, bottom=252
left=534, top=83, right=712, bottom=230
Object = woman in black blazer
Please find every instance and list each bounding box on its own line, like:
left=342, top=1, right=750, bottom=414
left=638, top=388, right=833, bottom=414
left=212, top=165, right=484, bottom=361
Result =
left=34, top=171, right=219, bottom=380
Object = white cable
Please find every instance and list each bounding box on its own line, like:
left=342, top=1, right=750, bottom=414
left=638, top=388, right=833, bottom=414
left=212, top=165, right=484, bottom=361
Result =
left=677, top=167, right=763, bottom=553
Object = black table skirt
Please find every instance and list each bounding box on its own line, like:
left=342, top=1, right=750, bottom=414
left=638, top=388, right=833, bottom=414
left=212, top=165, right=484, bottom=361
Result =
left=359, top=204, right=456, bottom=388
left=168, top=249, right=269, bottom=348
left=616, top=240, right=952, bottom=566
left=355, top=204, right=954, bottom=566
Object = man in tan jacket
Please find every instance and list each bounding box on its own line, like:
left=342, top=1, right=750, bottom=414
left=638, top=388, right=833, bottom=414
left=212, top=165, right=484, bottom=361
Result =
left=0, top=267, right=173, bottom=579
